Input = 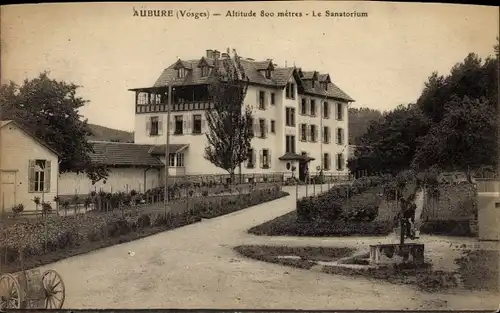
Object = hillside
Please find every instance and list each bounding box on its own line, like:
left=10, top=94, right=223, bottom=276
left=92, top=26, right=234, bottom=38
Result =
left=87, top=124, right=134, bottom=143
left=348, top=107, right=383, bottom=144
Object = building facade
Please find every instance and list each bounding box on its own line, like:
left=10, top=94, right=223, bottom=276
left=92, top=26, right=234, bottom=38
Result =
left=130, top=49, right=355, bottom=181
left=0, top=120, right=60, bottom=212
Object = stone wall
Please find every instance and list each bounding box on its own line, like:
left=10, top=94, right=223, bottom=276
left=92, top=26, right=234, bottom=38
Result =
left=421, top=183, right=477, bottom=221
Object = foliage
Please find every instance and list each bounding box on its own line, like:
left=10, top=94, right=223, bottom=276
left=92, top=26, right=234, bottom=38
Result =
left=348, top=107, right=383, bottom=145
left=0, top=72, right=109, bottom=183
left=11, top=204, right=25, bottom=216
left=204, top=49, right=254, bottom=181
left=296, top=175, right=391, bottom=223
left=348, top=42, right=499, bottom=174
left=0, top=186, right=288, bottom=270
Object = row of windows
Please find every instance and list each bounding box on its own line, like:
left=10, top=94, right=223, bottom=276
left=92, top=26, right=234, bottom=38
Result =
left=298, top=124, right=345, bottom=145
left=257, top=90, right=276, bottom=110
left=168, top=152, right=185, bottom=167
left=147, top=115, right=204, bottom=136
left=300, top=98, right=344, bottom=120
left=246, top=148, right=271, bottom=169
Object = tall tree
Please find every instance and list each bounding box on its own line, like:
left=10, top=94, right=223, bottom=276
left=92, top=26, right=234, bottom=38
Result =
left=347, top=104, right=430, bottom=175
left=204, top=50, right=254, bottom=183
left=412, top=96, right=497, bottom=172
left=0, top=72, right=108, bottom=183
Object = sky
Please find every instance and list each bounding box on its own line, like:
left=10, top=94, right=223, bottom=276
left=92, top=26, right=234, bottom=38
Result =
left=1, top=2, right=498, bottom=132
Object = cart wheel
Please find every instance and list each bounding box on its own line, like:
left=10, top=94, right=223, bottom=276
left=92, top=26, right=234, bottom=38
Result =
left=0, top=273, right=22, bottom=309
left=41, top=270, right=65, bottom=309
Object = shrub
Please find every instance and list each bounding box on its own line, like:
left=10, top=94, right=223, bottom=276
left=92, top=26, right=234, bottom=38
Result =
left=137, top=213, right=151, bottom=228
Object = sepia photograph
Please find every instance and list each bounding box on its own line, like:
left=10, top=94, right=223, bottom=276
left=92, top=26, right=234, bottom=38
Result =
left=0, top=1, right=499, bottom=311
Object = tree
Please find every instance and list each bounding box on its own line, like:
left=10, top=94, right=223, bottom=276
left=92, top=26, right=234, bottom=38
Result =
left=204, top=50, right=254, bottom=183
left=412, top=96, right=497, bottom=172
left=348, top=107, right=383, bottom=144
left=347, top=104, right=430, bottom=175
left=0, top=72, right=108, bottom=183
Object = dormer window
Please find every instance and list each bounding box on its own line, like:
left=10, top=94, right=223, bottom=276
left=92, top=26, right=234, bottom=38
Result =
left=323, top=82, right=328, bottom=90
left=265, top=69, right=272, bottom=79
left=312, top=79, right=315, bottom=88
left=178, top=68, right=187, bottom=79
left=201, top=66, right=210, bottom=77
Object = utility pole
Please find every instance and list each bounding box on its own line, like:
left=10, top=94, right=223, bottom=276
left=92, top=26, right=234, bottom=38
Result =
left=164, top=85, right=172, bottom=218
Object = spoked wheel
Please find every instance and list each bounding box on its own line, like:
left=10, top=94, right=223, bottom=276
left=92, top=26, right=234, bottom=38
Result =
left=42, top=270, right=65, bottom=309
left=0, top=273, right=22, bottom=309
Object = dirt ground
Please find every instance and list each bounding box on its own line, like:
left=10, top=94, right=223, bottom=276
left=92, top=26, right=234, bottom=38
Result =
left=29, top=185, right=499, bottom=310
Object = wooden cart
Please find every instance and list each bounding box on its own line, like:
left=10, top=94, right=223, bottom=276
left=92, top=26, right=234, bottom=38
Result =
left=0, top=250, right=65, bottom=309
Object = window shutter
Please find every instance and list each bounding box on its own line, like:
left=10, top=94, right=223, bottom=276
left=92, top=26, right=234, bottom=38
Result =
left=169, top=117, right=175, bottom=133
left=44, top=160, right=51, bottom=192
left=307, top=125, right=311, bottom=142
left=158, top=116, right=164, bottom=135
left=185, top=116, right=192, bottom=134
left=268, top=149, right=272, bottom=167
left=252, top=150, right=257, bottom=165
left=146, top=119, right=151, bottom=135
left=253, top=119, right=258, bottom=134
left=259, top=149, right=264, bottom=168
left=28, top=160, right=35, bottom=192
left=256, top=91, right=260, bottom=108
left=265, top=119, right=268, bottom=138
left=315, top=127, right=318, bottom=143
left=201, top=116, right=206, bottom=133
left=183, top=116, right=187, bottom=133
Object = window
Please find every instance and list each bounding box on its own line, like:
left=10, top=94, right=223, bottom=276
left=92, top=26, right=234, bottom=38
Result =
left=259, top=118, right=266, bottom=138
left=28, top=159, right=51, bottom=193
left=300, top=124, right=307, bottom=141
left=285, top=107, right=295, bottom=127
left=336, top=102, right=344, bottom=120
left=174, top=116, right=183, bottom=135
left=193, top=114, right=202, bottom=134
left=310, top=125, right=317, bottom=142
left=337, top=128, right=344, bottom=145
left=323, top=126, right=330, bottom=143
left=201, top=66, right=210, bottom=77
left=323, top=153, right=331, bottom=170
left=323, top=101, right=330, bottom=119
left=249, top=117, right=255, bottom=136
left=247, top=148, right=255, bottom=168
left=177, top=68, right=187, bottom=79
left=265, top=70, right=272, bottom=79
left=285, top=135, right=296, bottom=153
left=148, top=116, right=160, bottom=136
left=271, top=93, right=275, bottom=105
left=137, top=92, right=148, bottom=105
left=323, top=82, right=328, bottom=91
left=168, top=153, right=176, bottom=167
left=176, top=153, right=185, bottom=167
left=336, top=153, right=344, bottom=171
left=270, top=120, right=276, bottom=133
left=286, top=83, right=295, bottom=99
left=259, top=91, right=266, bottom=110
left=310, top=100, right=316, bottom=116
left=312, top=79, right=315, bottom=88
left=300, top=99, right=307, bottom=115
left=260, top=149, right=270, bottom=169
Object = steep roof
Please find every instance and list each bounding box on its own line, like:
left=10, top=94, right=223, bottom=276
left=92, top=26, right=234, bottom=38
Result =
left=0, top=120, right=61, bottom=157
left=88, top=141, right=164, bottom=167
left=149, top=51, right=355, bottom=102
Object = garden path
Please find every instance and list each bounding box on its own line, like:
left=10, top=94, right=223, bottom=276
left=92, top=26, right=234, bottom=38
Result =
left=35, top=184, right=498, bottom=310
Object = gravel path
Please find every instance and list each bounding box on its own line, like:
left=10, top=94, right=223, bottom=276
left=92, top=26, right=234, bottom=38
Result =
left=36, top=185, right=499, bottom=310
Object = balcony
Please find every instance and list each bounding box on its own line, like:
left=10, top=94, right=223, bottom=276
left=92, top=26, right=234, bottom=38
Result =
left=136, top=100, right=214, bottom=114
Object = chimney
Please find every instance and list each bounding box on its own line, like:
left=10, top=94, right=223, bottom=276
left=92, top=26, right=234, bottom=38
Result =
left=206, top=49, right=214, bottom=59
left=214, top=50, right=221, bottom=59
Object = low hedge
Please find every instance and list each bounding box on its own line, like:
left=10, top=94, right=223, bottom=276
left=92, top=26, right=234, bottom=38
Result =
left=0, top=187, right=288, bottom=272
left=248, top=211, right=394, bottom=237
left=296, top=175, right=391, bottom=223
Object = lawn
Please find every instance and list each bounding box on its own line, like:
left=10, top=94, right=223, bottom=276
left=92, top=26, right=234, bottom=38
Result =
left=234, top=245, right=356, bottom=270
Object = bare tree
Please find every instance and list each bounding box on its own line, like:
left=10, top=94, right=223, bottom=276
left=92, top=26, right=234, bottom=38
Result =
left=204, top=49, right=254, bottom=184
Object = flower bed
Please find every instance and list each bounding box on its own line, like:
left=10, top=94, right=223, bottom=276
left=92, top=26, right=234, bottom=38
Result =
left=296, top=175, right=392, bottom=222
left=0, top=186, right=288, bottom=273
left=248, top=211, right=394, bottom=237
